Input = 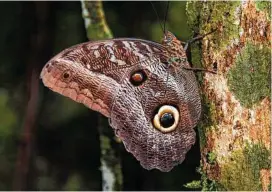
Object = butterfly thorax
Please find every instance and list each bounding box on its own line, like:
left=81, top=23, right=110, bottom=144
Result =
left=161, top=31, right=188, bottom=67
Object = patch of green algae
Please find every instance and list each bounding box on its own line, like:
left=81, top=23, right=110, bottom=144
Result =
left=227, top=42, right=271, bottom=108
left=255, top=1, right=271, bottom=20
left=197, top=94, right=219, bottom=150
left=184, top=165, right=224, bottom=191
left=186, top=142, right=270, bottom=191
left=187, top=1, right=241, bottom=51
left=82, top=1, right=112, bottom=40
left=186, top=2, right=271, bottom=191
left=220, top=142, right=270, bottom=191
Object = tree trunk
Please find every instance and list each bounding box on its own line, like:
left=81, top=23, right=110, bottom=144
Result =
left=186, top=1, right=271, bottom=191
left=80, top=1, right=123, bottom=191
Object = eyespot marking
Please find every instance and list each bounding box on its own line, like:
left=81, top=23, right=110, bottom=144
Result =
left=130, top=70, right=147, bottom=86
left=61, top=70, right=72, bottom=81
left=153, top=105, right=179, bottom=133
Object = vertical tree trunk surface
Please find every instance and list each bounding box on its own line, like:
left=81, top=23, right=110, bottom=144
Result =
left=186, top=1, right=271, bottom=191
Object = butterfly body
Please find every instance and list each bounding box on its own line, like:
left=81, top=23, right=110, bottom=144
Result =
left=41, top=31, right=201, bottom=172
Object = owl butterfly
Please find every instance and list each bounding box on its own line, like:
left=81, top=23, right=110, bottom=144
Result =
left=40, top=30, right=204, bottom=172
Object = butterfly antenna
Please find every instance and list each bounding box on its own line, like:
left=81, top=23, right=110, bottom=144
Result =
left=149, top=1, right=164, bottom=35
left=163, top=1, right=170, bottom=34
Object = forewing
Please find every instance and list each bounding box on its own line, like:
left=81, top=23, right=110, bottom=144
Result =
left=40, top=38, right=166, bottom=116
left=44, top=38, right=166, bottom=74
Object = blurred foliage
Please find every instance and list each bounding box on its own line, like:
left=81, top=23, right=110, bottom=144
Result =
left=0, top=89, right=17, bottom=190
left=184, top=165, right=223, bottom=191
left=0, top=1, right=202, bottom=190
left=0, top=89, right=17, bottom=136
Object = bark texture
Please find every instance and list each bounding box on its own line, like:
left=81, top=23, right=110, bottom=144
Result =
left=186, top=1, right=271, bottom=191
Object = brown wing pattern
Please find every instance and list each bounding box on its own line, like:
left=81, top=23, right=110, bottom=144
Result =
left=40, top=32, right=201, bottom=172
left=45, top=38, right=168, bottom=73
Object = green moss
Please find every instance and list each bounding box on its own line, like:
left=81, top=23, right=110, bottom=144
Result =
left=186, top=166, right=224, bottom=191
left=191, top=42, right=203, bottom=68
left=220, top=143, right=270, bottom=191
left=227, top=43, right=271, bottom=108
left=185, top=153, right=220, bottom=190
left=197, top=125, right=206, bottom=150
left=244, top=142, right=270, bottom=173
left=184, top=180, right=202, bottom=189
left=194, top=143, right=270, bottom=191
left=197, top=94, right=218, bottom=150
left=201, top=177, right=221, bottom=191
left=255, top=1, right=271, bottom=20
left=207, top=152, right=217, bottom=165
left=82, top=1, right=112, bottom=40
left=187, top=1, right=241, bottom=51
left=186, top=1, right=203, bottom=33
left=86, top=23, right=112, bottom=40
left=187, top=1, right=242, bottom=150
left=186, top=2, right=205, bottom=76
left=221, top=150, right=257, bottom=190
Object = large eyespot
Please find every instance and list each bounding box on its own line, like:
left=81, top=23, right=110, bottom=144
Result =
left=130, top=70, right=147, bottom=86
left=153, top=105, right=179, bottom=133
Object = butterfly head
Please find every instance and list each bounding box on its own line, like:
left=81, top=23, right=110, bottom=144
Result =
left=162, top=31, right=181, bottom=46
left=162, top=31, right=176, bottom=44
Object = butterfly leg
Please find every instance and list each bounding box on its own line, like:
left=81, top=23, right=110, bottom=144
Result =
left=181, top=30, right=217, bottom=74
left=184, top=29, right=217, bottom=51
left=182, top=66, right=217, bottom=74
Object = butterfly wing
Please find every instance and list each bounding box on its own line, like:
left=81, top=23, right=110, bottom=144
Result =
left=43, top=38, right=166, bottom=72
left=41, top=37, right=200, bottom=172
left=108, top=56, right=198, bottom=171
left=41, top=38, right=166, bottom=116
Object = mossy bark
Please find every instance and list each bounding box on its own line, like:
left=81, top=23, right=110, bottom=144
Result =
left=186, top=1, right=271, bottom=191
left=80, top=1, right=122, bottom=191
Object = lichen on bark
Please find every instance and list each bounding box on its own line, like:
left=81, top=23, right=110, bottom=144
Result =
left=186, top=1, right=271, bottom=191
left=81, top=0, right=112, bottom=40
left=220, top=142, right=270, bottom=191
left=227, top=42, right=270, bottom=108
